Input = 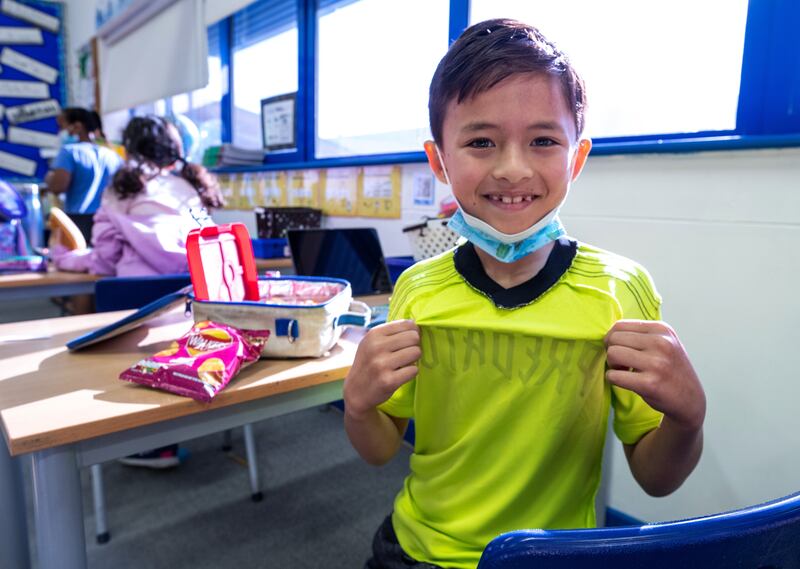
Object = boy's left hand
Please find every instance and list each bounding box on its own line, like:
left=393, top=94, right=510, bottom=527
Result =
left=605, top=320, right=705, bottom=431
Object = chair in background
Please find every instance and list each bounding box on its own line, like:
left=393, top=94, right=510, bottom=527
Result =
left=90, top=274, right=263, bottom=544
left=47, top=206, right=86, bottom=251
left=477, top=490, right=800, bottom=569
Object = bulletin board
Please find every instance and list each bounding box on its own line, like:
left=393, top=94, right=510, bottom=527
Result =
left=0, top=0, right=65, bottom=181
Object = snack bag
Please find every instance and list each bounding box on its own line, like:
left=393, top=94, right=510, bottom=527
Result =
left=120, top=321, right=270, bottom=402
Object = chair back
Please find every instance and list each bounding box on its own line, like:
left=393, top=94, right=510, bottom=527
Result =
left=94, top=273, right=191, bottom=312
left=478, top=491, right=800, bottom=569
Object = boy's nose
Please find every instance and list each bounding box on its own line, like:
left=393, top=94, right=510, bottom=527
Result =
left=492, top=146, right=533, bottom=184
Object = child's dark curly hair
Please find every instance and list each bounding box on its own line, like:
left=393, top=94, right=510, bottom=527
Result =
left=111, top=116, right=224, bottom=208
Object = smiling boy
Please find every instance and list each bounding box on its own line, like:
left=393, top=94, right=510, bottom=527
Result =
left=344, top=19, right=706, bottom=569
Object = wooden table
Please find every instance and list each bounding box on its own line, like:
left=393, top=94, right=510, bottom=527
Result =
left=0, top=269, right=99, bottom=300
left=0, top=296, right=387, bottom=569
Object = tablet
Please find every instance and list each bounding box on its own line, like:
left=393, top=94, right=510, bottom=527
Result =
left=66, top=288, right=190, bottom=351
left=287, top=228, right=393, bottom=296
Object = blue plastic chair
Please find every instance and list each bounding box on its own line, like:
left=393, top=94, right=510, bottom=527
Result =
left=477, top=491, right=800, bottom=568
left=90, top=274, right=263, bottom=544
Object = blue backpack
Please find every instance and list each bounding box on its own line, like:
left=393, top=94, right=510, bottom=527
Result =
left=0, top=179, right=46, bottom=272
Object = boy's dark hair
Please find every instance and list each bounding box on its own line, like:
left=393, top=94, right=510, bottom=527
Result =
left=112, top=116, right=223, bottom=208
left=429, top=19, right=586, bottom=144
left=62, top=107, right=106, bottom=139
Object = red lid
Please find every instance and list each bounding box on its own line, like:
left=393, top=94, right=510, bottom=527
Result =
left=186, top=223, right=260, bottom=301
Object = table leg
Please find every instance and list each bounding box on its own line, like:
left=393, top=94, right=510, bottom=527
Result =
left=31, top=446, right=87, bottom=569
left=0, top=443, right=31, bottom=569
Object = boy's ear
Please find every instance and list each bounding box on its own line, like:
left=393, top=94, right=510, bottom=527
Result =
left=570, top=138, right=592, bottom=181
left=424, top=140, right=449, bottom=185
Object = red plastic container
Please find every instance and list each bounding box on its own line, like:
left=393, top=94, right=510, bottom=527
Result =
left=186, top=223, right=260, bottom=302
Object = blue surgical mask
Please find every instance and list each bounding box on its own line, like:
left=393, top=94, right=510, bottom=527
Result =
left=59, top=130, right=79, bottom=145
left=434, top=144, right=567, bottom=263
left=448, top=207, right=566, bottom=263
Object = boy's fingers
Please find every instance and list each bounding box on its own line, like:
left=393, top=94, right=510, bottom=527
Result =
left=376, top=319, right=418, bottom=336
left=382, top=345, right=422, bottom=372
left=605, top=330, right=651, bottom=351
left=608, top=319, right=663, bottom=336
left=606, top=345, right=649, bottom=371
left=386, top=328, right=421, bottom=348
left=605, top=368, right=641, bottom=392
left=390, top=364, right=419, bottom=386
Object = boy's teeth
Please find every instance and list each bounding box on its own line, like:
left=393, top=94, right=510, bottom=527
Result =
left=491, top=195, right=533, bottom=203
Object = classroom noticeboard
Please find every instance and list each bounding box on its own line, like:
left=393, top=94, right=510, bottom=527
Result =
left=0, top=0, right=65, bottom=181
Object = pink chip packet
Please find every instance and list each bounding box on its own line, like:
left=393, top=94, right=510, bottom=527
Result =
left=120, top=320, right=270, bottom=402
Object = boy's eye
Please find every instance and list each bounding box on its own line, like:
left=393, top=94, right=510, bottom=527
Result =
left=467, top=138, right=495, bottom=148
left=532, top=137, right=557, bottom=147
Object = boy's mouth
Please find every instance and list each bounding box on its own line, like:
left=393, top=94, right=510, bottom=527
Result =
left=482, top=193, right=539, bottom=210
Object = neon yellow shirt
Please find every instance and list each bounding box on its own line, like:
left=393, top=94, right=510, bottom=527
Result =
left=378, top=239, right=663, bottom=569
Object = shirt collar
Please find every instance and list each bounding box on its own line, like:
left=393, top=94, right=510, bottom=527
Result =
left=453, top=238, right=577, bottom=309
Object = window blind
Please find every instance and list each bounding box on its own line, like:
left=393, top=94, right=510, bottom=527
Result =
left=99, top=0, right=207, bottom=113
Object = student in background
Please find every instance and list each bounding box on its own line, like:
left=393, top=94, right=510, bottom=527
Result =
left=44, top=107, right=123, bottom=240
left=344, top=19, right=706, bottom=569
left=54, top=115, right=223, bottom=469
left=54, top=115, right=223, bottom=278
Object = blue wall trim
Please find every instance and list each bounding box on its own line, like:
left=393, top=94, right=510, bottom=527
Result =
left=219, top=18, right=233, bottom=144
left=211, top=133, right=800, bottom=174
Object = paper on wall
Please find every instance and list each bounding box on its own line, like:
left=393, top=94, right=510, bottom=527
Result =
left=0, top=149, right=36, bottom=176
left=288, top=170, right=321, bottom=207
left=357, top=165, right=401, bottom=219
left=0, top=26, right=43, bottom=44
left=258, top=171, right=287, bottom=207
left=0, top=79, right=49, bottom=99
left=323, top=167, right=358, bottom=216
left=1, top=47, right=58, bottom=84
left=412, top=172, right=436, bottom=206
left=6, top=99, right=60, bottom=124
left=7, top=125, right=59, bottom=148
left=1, top=0, right=60, bottom=33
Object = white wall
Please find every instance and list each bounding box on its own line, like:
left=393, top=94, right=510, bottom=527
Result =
left=567, top=147, right=800, bottom=522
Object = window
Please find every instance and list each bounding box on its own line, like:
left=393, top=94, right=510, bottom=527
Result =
left=469, top=0, right=749, bottom=141
left=232, top=0, right=298, bottom=150
left=315, top=0, right=450, bottom=158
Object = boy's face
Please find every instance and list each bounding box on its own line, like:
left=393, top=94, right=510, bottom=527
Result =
left=428, top=73, right=590, bottom=235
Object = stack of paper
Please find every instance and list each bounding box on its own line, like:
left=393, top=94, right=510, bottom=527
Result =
left=218, top=144, right=264, bottom=166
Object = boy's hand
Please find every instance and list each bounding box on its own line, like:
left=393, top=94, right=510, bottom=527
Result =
left=605, top=320, right=705, bottom=431
left=343, top=320, right=421, bottom=420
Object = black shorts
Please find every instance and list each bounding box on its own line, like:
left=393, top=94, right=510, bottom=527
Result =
left=365, top=515, right=444, bottom=569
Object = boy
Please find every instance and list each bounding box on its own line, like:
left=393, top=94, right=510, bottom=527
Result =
left=344, top=19, right=706, bottom=569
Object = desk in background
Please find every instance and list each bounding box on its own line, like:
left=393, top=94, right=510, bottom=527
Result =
left=0, top=269, right=99, bottom=301
left=0, top=295, right=386, bottom=569
left=0, top=257, right=295, bottom=304
left=255, top=256, right=294, bottom=272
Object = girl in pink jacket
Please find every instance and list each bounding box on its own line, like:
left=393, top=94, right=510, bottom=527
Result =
left=56, top=116, right=223, bottom=276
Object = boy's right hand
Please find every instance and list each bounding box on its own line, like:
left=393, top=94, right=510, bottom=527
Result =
left=343, top=319, right=421, bottom=420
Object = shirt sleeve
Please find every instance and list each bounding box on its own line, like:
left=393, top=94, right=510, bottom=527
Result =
left=377, top=270, right=416, bottom=419
left=611, top=262, right=665, bottom=444
left=51, top=147, right=75, bottom=173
